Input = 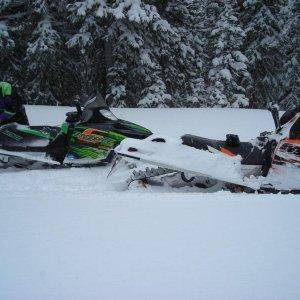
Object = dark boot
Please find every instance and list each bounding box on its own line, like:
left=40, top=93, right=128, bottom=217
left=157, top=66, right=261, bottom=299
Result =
left=46, top=133, right=70, bottom=164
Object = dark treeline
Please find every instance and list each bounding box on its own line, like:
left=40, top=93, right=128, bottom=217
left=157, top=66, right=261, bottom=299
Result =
left=0, top=0, right=299, bottom=108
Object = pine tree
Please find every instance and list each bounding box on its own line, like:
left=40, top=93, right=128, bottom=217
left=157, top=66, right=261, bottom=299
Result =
left=0, top=0, right=29, bottom=88
left=0, top=0, right=298, bottom=108
left=207, top=2, right=250, bottom=107
left=67, top=0, right=107, bottom=102
left=24, top=0, right=78, bottom=105
left=25, top=1, right=60, bottom=104
left=278, top=0, right=299, bottom=109
left=68, top=0, right=176, bottom=107
left=0, top=0, right=15, bottom=61
left=240, top=0, right=283, bottom=108
left=0, top=20, right=15, bottom=79
left=163, top=0, right=207, bottom=107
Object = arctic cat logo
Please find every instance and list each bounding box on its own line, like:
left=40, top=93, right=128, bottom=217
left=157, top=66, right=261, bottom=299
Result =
left=2, top=130, right=23, bottom=141
left=72, top=128, right=118, bottom=150
left=74, top=132, right=103, bottom=144
left=73, top=129, right=117, bottom=150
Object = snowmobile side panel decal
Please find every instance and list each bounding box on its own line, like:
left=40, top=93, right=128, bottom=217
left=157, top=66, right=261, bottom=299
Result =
left=106, top=131, right=127, bottom=142
left=18, top=127, right=50, bottom=139
left=74, top=131, right=104, bottom=145
left=72, top=129, right=119, bottom=150
left=70, top=146, right=109, bottom=159
left=82, top=128, right=106, bottom=136
left=2, top=130, right=23, bottom=141
left=98, top=138, right=117, bottom=150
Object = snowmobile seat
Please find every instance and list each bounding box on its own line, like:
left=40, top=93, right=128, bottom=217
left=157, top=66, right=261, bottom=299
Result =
left=0, top=123, right=59, bottom=152
left=181, top=134, right=267, bottom=166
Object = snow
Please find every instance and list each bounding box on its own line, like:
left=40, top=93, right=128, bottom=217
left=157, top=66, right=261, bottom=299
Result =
left=233, top=50, right=248, bottom=63
left=219, top=68, right=232, bottom=81
left=27, top=18, right=61, bottom=57
left=0, top=21, right=9, bottom=37
left=1, top=106, right=300, bottom=300
left=0, top=20, right=14, bottom=49
left=116, top=131, right=299, bottom=190
left=67, top=32, right=92, bottom=48
left=116, top=134, right=248, bottom=187
left=25, top=105, right=274, bottom=140
left=233, top=93, right=249, bottom=107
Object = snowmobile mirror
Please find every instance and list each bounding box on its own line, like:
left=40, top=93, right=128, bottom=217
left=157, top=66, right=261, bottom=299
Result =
left=75, top=101, right=83, bottom=117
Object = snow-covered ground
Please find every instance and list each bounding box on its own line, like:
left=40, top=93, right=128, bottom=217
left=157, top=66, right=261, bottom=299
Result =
left=0, top=106, right=299, bottom=300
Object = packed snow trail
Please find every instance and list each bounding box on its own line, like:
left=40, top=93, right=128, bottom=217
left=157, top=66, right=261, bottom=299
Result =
left=1, top=106, right=299, bottom=300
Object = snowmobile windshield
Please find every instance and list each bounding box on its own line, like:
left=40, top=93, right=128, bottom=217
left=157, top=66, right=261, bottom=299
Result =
left=99, top=109, right=118, bottom=121
left=81, top=95, right=109, bottom=123
left=81, top=95, right=118, bottom=123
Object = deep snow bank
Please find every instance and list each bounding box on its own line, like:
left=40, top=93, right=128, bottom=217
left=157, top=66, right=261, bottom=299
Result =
left=1, top=192, right=299, bottom=300
left=25, top=105, right=274, bottom=140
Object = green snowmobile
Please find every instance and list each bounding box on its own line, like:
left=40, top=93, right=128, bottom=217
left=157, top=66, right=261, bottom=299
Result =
left=0, top=95, right=152, bottom=169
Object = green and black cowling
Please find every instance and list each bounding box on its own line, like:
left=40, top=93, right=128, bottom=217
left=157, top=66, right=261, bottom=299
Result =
left=64, top=118, right=152, bottom=164
left=56, top=95, right=152, bottom=164
left=0, top=95, right=152, bottom=167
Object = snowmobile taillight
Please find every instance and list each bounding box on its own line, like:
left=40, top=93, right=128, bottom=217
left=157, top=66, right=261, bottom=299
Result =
left=128, top=147, right=138, bottom=152
left=151, top=138, right=166, bottom=143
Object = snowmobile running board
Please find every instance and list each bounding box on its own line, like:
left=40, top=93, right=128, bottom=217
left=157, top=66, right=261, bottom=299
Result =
left=115, top=153, right=300, bottom=194
left=127, top=165, right=300, bottom=194
left=128, top=166, right=176, bottom=184
left=0, top=149, right=113, bottom=169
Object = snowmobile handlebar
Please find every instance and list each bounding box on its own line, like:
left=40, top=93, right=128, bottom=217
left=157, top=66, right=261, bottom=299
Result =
left=75, top=101, right=82, bottom=117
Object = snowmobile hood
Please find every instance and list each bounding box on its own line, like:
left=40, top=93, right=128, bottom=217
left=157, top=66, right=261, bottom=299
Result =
left=78, top=95, right=152, bottom=139
left=113, top=119, right=152, bottom=139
